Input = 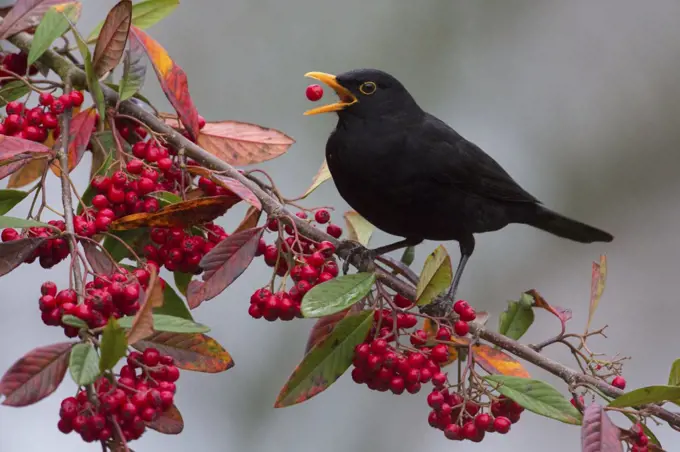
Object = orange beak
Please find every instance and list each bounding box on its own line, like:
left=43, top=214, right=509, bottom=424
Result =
left=304, top=72, right=357, bottom=115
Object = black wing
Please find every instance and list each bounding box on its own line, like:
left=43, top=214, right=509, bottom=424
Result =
left=418, top=113, right=540, bottom=204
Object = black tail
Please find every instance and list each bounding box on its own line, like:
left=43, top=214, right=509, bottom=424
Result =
left=526, top=206, right=613, bottom=244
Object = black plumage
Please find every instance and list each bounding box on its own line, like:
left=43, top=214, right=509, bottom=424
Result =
left=305, top=68, right=613, bottom=299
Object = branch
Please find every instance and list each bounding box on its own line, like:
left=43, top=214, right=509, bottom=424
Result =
left=7, top=22, right=680, bottom=430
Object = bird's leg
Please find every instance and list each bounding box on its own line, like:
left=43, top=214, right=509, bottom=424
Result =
left=338, top=238, right=422, bottom=275
left=446, top=235, right=475, bottom=302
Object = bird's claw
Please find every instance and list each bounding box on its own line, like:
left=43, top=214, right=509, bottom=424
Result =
left=337, top=240, right=377, bottom=275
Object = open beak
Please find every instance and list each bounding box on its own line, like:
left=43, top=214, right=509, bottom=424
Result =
left=304, top=72, right=357, bottom=115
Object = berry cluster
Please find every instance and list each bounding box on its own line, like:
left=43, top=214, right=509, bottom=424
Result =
left=38, top=266, right=151, bottom=337
left=143, top=222, right=228, bottom=274
left=428, top=393, right=520, bottom=442
left=628, top=423, right=650, bottom=452
left=0, top=91, right=85, bottom=141
left=0, top=52, right=38, bottom=83
left=57, top=348, right=179, bottom=443
left=1, top=220, right=69, bottom=268
left=248, top=209, right=342, bottom=321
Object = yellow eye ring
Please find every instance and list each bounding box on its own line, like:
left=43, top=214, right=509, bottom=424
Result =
left=360, top=81, right=377, bottom=95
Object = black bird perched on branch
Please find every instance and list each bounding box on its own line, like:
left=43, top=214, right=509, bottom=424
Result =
left=304, top=68, right=613, bottom=300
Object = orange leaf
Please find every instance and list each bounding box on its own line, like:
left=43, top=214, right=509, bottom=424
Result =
left=92, top=0, right=132, bottom=77
left=147, top=404, right=183, bottom=434
left=126, top=267, right=164, bottom=345
left=6, top=157, right=46, bottom=188
left=129, top=26, right=200, bottom=140
left=234, top=205, right=262, bottom=233
left=132, top=332, right=233, bottom=373
left=110, top=195, right=239, bottom=231
left=473, top=344, right=531, bottom=378
left=587, top=254, right=607, bottom=331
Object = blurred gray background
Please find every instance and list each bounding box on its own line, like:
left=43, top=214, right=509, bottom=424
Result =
left=2, top=0, right=680, bottom=450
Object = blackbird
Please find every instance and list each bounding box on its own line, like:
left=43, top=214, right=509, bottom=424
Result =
left=304, top=68, right=613, bottom=299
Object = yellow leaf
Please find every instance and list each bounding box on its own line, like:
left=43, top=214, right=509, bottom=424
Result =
left=7, top=157, right=46, bottom=188
left=301, top=159, right=331, bottom=198
left=343, top=211, right=374, bottom=246
left=586, top=254, right=607, bottom=331
left=127, top=267, right=164, bottom=345
left=416, top=245, right=452, bottom=305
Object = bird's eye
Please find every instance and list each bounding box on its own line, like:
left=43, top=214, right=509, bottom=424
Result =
left=359, top=81, right=377, bottom=95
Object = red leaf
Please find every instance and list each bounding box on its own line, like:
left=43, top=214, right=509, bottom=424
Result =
left=0, top=342, right=73, bottom=407
left=0, top=0, right=64, bottom=39
left=65, top=107, right=97, bottom=173
left=187, top=227, right=264, bottom=309
left=92, top=0, right=132, bottom=78
left=581, top=404, right=623, bottom=452
left=127, top=266, right=164, bottom=345
left=212, top=175, right=261, bottom=210
left=197, top=120, right=294, bottom=166
left=129, top=26, right=199, bottom=140
left=82, top=241, right=115, bottom=276
left=133, top=332, right=233, bottom=373
left=0, top=237, right=48, bottom=276
left=147, top=404, right=183, bottom=434
left=526, top=289, right=572, bottom=331
left=0, top=134, right=53, bottom=177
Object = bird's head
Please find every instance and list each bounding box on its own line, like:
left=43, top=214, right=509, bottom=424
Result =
left=304, top=68, right=419, bottom=119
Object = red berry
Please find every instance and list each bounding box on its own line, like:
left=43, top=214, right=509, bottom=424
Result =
left=370, top=339, right=388, bottom=356
left=56, top=289, right=77, bottom=305
left=107, top=185, right=125, bottom=204
left=612, top=376, right=626, bottom=390
left=427, top=390, right=444, bottom=408
left=59, top=397, right=78, bottom=419
left=39, top=295, right=56, bottom=311
left=453, top=300, right=469, bottom=314
left=140, top=406, right=157, bottom=422
left=72, top=415, right=87, bottom=433
left=444, top=424, right=462, bottom=440
left=42, top=112, right=58, bottom=129
left=69, top=90, right=84, bottom=107
left=26, top=108, right=44, bottom=126
left=165, top=365, right=180, bottom=382
left=4, top=114, right=23, bottom=131
left=326, top=223, right=342, bottom=238
left=461, top=421, right=478, bottom=440
left=38, top=92, right=54, bottom=106
left=41, top=281, right=57, bottom=296
left=493, top=416, right=511, bottom=434
left=432, top=372, right=447, bottom=387
left=459, top=307, right=476, bottom=322
left=393, top=294, right=412, bottom=308
left=410, top=329, right=428, bottom=346
left=1, top=228, right=18, bottom=241
left=454, top=320, right=469, bottom=336
left=6, top=101, right=23, bottom=115
left=314, top=209, right=330, bottom=224
left=57, top=94, right=72, bottom=109
left=198, top=115, right=206, bottom=129
left=126, top=159, right=144, bottom=174
left=306, top=84, right=324, bottom=101
left=157, top=157, right=173, bottom=171
left=95, top=214, right=112, bottom=232
left=50, top=99, right=65, bottom=114
left=57, top=418, right=72, bottom=434
left=389, top=376, right=405, bottom=394
left=430, top=344, right=449, bottom=363
left=475, top=413, right=492, bottom=431
left=138, top=177, right=155, bottom=194
left=142, top=348, right=160, bottom=367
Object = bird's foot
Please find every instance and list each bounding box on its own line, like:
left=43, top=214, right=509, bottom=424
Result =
left=337, top=240, right=377, bottom=275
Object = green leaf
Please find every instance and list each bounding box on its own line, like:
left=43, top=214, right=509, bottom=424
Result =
left=99, top=318, right=127, bottom=372
left=28, top=3, right=81, bottom=66
left=78, top=138, right=114, bottom=214
left=608, top=385, right=680, bottom=408
left=61, top=315, right=88, bottom=329
left=154, top=283, right=193, bottom=321
left=498, top=300, right=535, bottom=340
left=103, top=228, right=148, bottom=262
left=68, top=343, right=99, bottom=386
left=87, top=0, right=179, bottom=43
left=104, top=82, right=152, bottom=106
left=0, top=81, right=30, bottom=107
left=0, top=189, right=28, bottom=215
left=118, top=36, right=146, bottom=101
left=173, top=271, right=191, bottom=297
left=72, top=25, right=106, bottom=121
left=301, top=272, right=375, bottom=318
left=0, top=216, right=51, bottom=229
left=117, top=314, right=209, bottom=333
left=275, top=310, right=373, bottom=407
left=668, top=359, right=680, bottom=386
left=416, top=245, right=452, bottom=306
left=148, top=190, right=181, bottom=207
left=400, top=245, right=415, bottom=267
left=484, top=375, right=582, bottom=425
